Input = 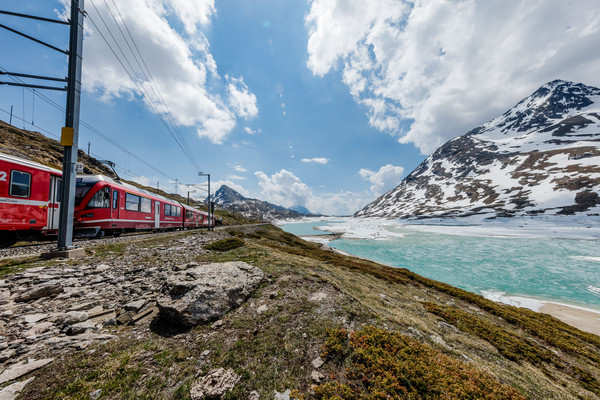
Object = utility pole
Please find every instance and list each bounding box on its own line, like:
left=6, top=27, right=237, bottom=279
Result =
left=57, top=0, right=85, bottom=251
left=198, top=172, right=211, bottom=230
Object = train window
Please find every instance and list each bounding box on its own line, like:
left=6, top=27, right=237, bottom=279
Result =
left=9, top=170, right=31, bottom=198
left=125, top=193, right=140, bottom=211
left=186, top=210, right=193, bottom=219
left=86, top=186, right=110, bottom=209
left=175, top=206, right=181, bottom=217
left=140, top=197, right=151, bottom=213
left=56, top=179, right=62, bottom=203
left=112, top=190, right=118, bottom=209
left=75, top=179, right=96, bottom=205
left=165, top=204, right=171, bottom=216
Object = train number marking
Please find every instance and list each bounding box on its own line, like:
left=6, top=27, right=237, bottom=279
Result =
left=0, top=171, right=6, bottom=182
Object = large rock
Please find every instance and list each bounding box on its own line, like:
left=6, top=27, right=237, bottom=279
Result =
left=157, top=262, right=263, bottom=328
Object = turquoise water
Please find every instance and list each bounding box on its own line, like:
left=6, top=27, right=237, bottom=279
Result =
left=279, top=221, right=342, bottom=236
left=281, top=222, right=600, bottom=310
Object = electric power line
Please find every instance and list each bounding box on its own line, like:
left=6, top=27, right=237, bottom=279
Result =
left=86, top=0, right=201, bottom=172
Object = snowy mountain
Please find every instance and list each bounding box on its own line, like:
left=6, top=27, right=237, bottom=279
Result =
left=356, top=80, right=600, bottom=219
left=213, top=185, right=314, bottom=221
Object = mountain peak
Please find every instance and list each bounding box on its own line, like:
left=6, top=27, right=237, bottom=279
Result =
left=356, top=81, right=600, bottom=219
left=213, top=185, right=247, bottom=204
left=468, top=80, right=600, bottom=141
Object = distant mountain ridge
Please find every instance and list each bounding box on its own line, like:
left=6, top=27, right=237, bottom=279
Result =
left=356, top=80, right=600, bottom=218
left=213, top=185, right=316, bottom=221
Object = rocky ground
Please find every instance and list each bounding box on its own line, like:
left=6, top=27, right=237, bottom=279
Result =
left=0, top=225, right=599, bottom=399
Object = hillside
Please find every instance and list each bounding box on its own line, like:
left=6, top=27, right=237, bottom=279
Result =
left=356, top=80, right=600, bottom=218
left=0, top=225, right=598, bottom=399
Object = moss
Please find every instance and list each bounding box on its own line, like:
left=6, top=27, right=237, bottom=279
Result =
left=312, top=326, right=525, bottom=400
left=205, top=237, right=245, bottom=252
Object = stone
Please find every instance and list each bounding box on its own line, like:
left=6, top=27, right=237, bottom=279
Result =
left=190, top=368, right=240, bottom=400
left=0, top=377, right=35, bottom=400
left=256, top=305, right=268, bottom=314
left=21, top=314, right=48, bottom=324
left=311, top=356, right=324, bottom=369
left=22, top=322, right=54, bottom=337
left=65, top=320, right=97, bottom=336
left=157, top=262, right=264, bottom=328
left=89, top=389, right=102, bottom=399
left=248, top=390, right=260, bottom=400
left=273, top=389, right=291, bottom=400
left=15, top=284, right=62, bottom=302
left=311, top=370, right=325, bottom=383
left=0, top=358, right=54, bottom=384
left=0, top=349, right=16, bottom=363
left=56, top=311, right=88, bottom=326
left=124, top=299, right=146, bottom=312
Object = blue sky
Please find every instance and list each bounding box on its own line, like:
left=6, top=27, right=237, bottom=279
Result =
left=1, top=0, right=599, bottom=215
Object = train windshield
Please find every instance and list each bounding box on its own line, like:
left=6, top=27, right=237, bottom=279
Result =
left=75, top=179, right=97, bottom=206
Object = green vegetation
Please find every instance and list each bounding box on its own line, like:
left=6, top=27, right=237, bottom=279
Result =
left=313, top=326, right=525, bottom=400
left=204, top=237, right=245, bottom=252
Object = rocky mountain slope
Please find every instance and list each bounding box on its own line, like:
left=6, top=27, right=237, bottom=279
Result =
left=356, top=80, right=600, bottom=218
left=213, top=185, right=315, bottom=221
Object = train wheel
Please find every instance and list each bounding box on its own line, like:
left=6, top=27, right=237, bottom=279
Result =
left=0, top=232, right=18, bottom=248
left=113, top=230, right=122, bottom=237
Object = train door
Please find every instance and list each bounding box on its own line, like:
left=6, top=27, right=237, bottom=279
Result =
left=154, top=201, right=160, bottom=228
left=47, top=176, right=61, bottom=231
left=111, top=189, right=120, bottom=221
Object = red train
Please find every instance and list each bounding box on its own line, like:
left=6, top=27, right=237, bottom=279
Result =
left=0, top=152, right=214, bottom=247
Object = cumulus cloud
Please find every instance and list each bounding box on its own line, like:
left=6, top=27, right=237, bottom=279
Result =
left=76, top=0, right=256, bottom=144
left=306, top=0, right=600, bottom=153
left=301, top=157, right=330, bottom=164
left=359, top=164, right=404, bottom=196
left=255, top=169, right=370, bottom=215
left=255, top=169, right=312, bottom=208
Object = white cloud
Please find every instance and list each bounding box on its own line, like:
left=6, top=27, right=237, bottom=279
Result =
left=255, top=169, right=370, bottom=215
left=227, top=76, right=259, bottom=119
left=306, top=0, right=600, bottom=154
left=77, top=0, right=256, bottom=144
left=255, top=169, right=312, bottom=208
left=244, top=127, right=261, bottom=135
left=227, top=174, right=247, bottom=181
left=301, top=157, right=330, bottom=164
left=359, top=164, right=404, bottom=196
left=232, top=164, right=247, bottom=172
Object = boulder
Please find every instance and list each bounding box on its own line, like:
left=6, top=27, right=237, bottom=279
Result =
left=157, top=262, right=263, bottom=328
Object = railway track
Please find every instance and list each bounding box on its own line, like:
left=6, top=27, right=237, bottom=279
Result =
left=0, top=228, right=215, bottom=260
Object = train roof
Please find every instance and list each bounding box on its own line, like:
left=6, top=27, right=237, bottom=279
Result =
left=76, top=175, right=178, bottom=204
left=0, top=152, right=62, bottom=174
left=181, top=202, right=209, bottom=215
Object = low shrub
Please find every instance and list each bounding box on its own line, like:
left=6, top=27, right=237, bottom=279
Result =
left=205, top=237, right=245, bottom=252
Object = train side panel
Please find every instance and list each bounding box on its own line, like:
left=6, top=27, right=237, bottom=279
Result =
left=0, top=157, right=52, bottom=232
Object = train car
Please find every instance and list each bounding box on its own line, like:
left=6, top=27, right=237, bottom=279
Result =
left=182, top=203, right=213, bottom=229
left=0, top=153, right=62, bottom=246
left=74, top=175, right=213, bottom=237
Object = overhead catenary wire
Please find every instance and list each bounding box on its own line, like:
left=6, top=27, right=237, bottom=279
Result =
left=86, top=0, right=201, bottom=172
left=0, top=64, right=176, bottom=182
